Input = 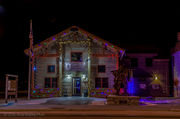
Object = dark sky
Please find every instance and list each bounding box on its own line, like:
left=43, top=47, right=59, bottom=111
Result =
left=0, top=1, right=179, bottom=89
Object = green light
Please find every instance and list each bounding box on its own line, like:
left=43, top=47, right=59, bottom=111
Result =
left=112, top=45, right=114, bottom=48
left=44, top=42, right=47, bottom=45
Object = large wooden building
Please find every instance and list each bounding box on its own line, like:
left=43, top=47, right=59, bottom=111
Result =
left=24, top=26, right=125, bottom=98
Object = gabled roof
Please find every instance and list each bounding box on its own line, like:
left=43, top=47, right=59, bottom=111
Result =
left=24, top=26, right=125, bottom=55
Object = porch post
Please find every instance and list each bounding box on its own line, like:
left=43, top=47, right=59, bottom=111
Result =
left=58, top=41, right=63, bottom=96
left=87, top=39, right=91, bottom=97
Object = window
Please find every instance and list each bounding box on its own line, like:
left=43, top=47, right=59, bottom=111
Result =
left=52, top=78, right=57, bottom=88
left=131, top=58, right=138, bottom=67
left=47, top=65, right=55, bottom=73
left=139, top=84, right=146, bottom=89
left=95, top=78, right=108, bottom=88
left=98, top=65, right=106, bottom=73
left=71, top=52, right=82, bottom=62
left=45, top=78, right=51, bottom=88
left=146, top=58, right=153, bottom=67
left=152, top=84, right=159, bottom=89
left=45, top=78, right=57, bottom=88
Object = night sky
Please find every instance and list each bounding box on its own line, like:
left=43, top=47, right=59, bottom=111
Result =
left=0, top=1, right=179, bottom=90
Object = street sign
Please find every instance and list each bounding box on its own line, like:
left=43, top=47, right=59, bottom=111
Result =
left=5, top=74, right=18, bottom=103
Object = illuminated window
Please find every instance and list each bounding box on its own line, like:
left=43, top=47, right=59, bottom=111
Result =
left=146, top=58, right=153, bottom=67
left=98, top=65, right=106, bottom=73
left=95, top=78, right=108, bottom=88
left=131, top=58, right=138, bottom=67
left=139, top=84, right=146, bottom=89
left=45, top=78, right=57, bottom=88
left=71, top=52, right=82, bottom=62
left=152, top=84, right=159, bottom=89
left=47, top=65, right=55, bottom=73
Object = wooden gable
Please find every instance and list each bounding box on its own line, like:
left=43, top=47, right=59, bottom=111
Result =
left=24, top=26, right=125, bottom=57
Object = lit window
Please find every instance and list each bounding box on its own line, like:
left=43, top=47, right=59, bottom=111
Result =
left=98, top=65, right=106, bottom=73
left=139, top=84, right=146, bottom=89
left=45, top=78, right=57, bottom=88
left=71, top=52, right=83, bottom=62
left=95, top=78, right=108, bottom=88
left=152, top=84, right=159, bottom=89
left=48, top=65, right=55, bottom=73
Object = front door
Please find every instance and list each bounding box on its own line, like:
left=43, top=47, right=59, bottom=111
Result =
left=72, top=77, right=81, bottom=96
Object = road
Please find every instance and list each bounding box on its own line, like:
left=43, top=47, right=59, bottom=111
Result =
left=0, top=110, right=180, bottom=118
left=0, top=117, right=178, bottom=119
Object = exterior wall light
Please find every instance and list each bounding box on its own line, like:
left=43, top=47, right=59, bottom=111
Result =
left=64, top=74, right=72, bottom=82
left=67, top=74, right=71, bottom=79
left=153, top=73, right=159, bottom=81
left=65, top=62, right=71, bottom=70
left=155, top=76, right=158, bottom=80
left=82, top=74, right=86, bottom=79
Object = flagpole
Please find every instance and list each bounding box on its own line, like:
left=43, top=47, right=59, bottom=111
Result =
left=28, top=19, right=33, bottom=100
left=28, top=54, right=31, bottom=100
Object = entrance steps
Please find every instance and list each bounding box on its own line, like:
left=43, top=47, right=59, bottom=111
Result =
left=90, top=100, right=106, bottom=105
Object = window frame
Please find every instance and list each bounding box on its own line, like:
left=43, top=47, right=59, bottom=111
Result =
left=44, top=77, right=57, bottom=88
left=130, top=58, right=138, bottom=67
left=152, top=84, right=160, bottom=90
left=139, top=84, right=146, bottom=89
left=145, top=58, right=153, bottom=67
left=97, top=65, right=106, bottom=73
left=95, top=77, right=108, bottom=88
left=71, top=52, right=83, bottom=62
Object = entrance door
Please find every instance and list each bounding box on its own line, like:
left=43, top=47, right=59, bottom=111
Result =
left=72, top=77, right=81, bottom=96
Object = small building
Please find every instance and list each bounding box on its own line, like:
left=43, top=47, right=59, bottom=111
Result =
left=172, top=32, right=180, bottom=97
left=121, top=44, right=170, bottom=97
left=126, top=53, right=169, bottom=97
left=24, top=26, right=125, bottom=98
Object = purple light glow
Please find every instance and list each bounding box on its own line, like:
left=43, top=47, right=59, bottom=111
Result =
left=105, top=43, right=108, bottom=46
left=38, top=44, right=41, bottom=46
left=63, top=33, right=66, bottom=35
left=53, top=37, right=55, bottom=40
left=127, top=77, right=135, bottom=95
left=139, top=98, right=176, bottom=104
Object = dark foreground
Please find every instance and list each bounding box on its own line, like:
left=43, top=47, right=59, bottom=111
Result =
left=0, top=117, right=178, bottom=119
left=1, top=110, right=180, bottom=118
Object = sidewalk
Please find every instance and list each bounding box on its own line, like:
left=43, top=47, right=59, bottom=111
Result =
left=1, top=97, right=180, bottom=117
left=1, top=97, right=180, bottom=111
